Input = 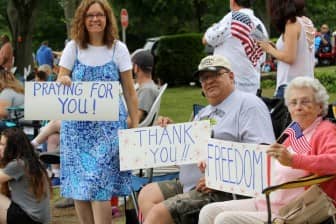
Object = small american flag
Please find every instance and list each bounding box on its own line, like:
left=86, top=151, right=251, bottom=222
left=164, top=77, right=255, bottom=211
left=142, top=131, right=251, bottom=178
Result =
left=283, top=121, right=312, bottom=154
left=231, top=11, right=263, bottom=67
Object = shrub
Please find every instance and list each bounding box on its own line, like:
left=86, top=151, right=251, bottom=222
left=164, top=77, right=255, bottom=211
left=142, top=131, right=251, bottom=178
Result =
left=261, top=68, right=336, bottom=93
left=155, top=33, right=206, bottom=85
left=315, top=71, right=336, bottom=93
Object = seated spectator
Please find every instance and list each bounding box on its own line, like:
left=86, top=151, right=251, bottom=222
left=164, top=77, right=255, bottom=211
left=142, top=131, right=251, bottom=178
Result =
left=38, top=64, right=56, bottom=81
left=31, top=120, right=61, bottom=186
left=138, top=55, right=275, bottom=224
left=35, top=70, right=48, bottom=82
left=130, top=49, right=159, bottom=127
left=32, top=121, right=72, bottom=208
left=0, top=128, right=51, bottom=224
left=0, top=34, right=13, bottom=71
left=198, top=77, right=336, bottom=224
left=319, top=24, right=332, bottom=53
left=0, top=67, right=24, bottom=120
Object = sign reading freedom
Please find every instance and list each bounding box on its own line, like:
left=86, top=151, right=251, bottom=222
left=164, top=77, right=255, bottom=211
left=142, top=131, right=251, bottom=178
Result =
left=119, top=120, right=211, bottom=170
left=205, top=139, right=275, bottom=197
left=25, top=81, right=119, bottom=121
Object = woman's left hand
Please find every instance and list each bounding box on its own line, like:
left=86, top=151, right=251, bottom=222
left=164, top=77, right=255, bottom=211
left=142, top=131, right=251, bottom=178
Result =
left=267, top=143, right=293, bottom=167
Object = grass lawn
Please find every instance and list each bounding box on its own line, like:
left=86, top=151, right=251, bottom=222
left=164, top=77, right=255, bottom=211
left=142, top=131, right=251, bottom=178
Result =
left=160, top=86, right=208, bottom=122
left=160, top=77, right=336, bottom=122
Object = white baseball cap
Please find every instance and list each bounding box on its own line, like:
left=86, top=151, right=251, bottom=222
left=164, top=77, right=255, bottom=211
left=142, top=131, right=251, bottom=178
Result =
left=194, top=55, right=232, bottom=77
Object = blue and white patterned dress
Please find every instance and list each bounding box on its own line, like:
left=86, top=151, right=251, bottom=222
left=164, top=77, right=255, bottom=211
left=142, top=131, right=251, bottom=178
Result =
left=60, top=44, right=131, bottom=200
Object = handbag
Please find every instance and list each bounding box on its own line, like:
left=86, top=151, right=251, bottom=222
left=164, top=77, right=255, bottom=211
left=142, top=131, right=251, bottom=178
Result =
left=273, top=185, right=336, bottom=224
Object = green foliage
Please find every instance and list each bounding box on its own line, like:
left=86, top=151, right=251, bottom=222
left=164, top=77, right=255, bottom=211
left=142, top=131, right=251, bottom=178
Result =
left=316, top=70, right=336, bottom=93
left=306, top=0, right=336, bottom=31
left=155, top=33, right=206, bottom=86
left=33, top=1, right=67, bottom=51
left=115, top=0, right=229, bottom=51
left=261, top=66, right=336, bottom=93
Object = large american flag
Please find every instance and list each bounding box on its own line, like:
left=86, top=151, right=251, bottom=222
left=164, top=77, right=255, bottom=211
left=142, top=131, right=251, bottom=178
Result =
left=231, top=11, right=263, bottom=67
left=283, top=121, right=312, bottom=154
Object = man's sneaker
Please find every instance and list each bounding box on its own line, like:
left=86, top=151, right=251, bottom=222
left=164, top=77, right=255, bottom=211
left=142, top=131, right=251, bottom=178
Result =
left=51, top=177, right=60, bottom=187
left=54, top=198, right=74, bottom=208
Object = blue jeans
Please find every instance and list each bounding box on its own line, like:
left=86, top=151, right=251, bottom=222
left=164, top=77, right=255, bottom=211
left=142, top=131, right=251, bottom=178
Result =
left=275, top=84, right=287, bottom=99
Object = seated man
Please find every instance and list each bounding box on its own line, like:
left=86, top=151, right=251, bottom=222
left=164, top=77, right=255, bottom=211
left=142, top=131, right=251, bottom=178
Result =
left=129, top=49, right=159, bottom=127
left=138, top=55, right=275, bottom=224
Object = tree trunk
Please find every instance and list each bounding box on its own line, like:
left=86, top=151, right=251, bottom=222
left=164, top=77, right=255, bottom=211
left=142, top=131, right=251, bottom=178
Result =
left=7, top=0, right=38, bottom=76
left=60, top=0, right=81, bottom=39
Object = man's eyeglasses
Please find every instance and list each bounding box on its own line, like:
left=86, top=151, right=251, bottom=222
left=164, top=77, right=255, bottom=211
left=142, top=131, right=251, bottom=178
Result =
left=287, top=98, right=314, bottom=107
left=85, top=13, right=106, bottom=20
left=199, top=71, right=229, bottom=83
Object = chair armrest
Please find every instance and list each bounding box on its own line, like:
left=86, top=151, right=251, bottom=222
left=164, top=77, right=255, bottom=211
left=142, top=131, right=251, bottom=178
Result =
left=262, top=174, right=335, bottom=195
left=6, top=106, right=24, bottom=112
left=5, top=106, right=24, bottom=123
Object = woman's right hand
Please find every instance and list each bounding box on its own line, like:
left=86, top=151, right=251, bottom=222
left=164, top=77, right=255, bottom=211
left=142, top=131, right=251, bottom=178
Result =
left=257, top=40, right=273, bottom=54
left=198, top=161, right=206, bottom=173
left=57, top=75, right=72, bottom=86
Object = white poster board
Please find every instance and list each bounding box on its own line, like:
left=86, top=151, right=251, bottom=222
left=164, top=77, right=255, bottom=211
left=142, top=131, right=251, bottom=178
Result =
left=205, top=139, right=275, bottom=197
left=119, top=120, right=211, bottom=170
left=25, top=81, right=119, bottom=121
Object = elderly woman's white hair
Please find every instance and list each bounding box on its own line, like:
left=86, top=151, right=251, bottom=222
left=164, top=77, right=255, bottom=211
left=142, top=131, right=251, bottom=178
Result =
left=284, top=77, right=329, bottom=116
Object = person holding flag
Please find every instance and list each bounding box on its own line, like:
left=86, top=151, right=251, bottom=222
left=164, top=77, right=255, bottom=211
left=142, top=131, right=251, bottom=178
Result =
left=202, top=0, right=268, bottom=94
left=199, top=76, right=336, bottom=224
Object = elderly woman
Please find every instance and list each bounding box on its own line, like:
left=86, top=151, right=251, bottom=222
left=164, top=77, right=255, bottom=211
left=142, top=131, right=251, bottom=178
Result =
left=0, top=67, right=24, bottom=119
left=198, top=76, right=336, bottom=224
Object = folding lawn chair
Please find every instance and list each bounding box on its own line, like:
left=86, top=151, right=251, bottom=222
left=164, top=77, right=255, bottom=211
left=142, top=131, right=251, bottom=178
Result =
left=263, top=174, right=336, bottom=224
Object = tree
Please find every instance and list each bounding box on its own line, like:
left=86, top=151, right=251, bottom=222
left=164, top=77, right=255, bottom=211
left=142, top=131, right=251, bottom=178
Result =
left=58, top=0, right=81, bottom=39
left=7, top=0, right=38, bottom=75
left=33, top=1, right=67, bottom=51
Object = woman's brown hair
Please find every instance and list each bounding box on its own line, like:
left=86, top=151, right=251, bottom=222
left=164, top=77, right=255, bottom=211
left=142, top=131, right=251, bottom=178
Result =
left=71, top=0, right=119, bottom=49
left=268, top=0, right=298, bottom=33
left=0, top=128, right=50, bottom=201
left=0, top=67, right=24, bottom=94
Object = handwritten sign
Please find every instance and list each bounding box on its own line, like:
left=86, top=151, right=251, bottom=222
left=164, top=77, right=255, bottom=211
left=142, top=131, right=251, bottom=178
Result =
left=119, top=120, right=211, bottom=170
left=205, top=139, right=275, bottom=197
left=25, top=81, right=119, bottom=121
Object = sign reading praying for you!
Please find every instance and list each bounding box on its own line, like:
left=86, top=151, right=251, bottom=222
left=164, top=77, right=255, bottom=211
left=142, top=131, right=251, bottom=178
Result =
left=25, top=81, right=119, bottom=121
left=119, top=120, right=211, bottom=170
left=205, top=139, right=275, bottom=197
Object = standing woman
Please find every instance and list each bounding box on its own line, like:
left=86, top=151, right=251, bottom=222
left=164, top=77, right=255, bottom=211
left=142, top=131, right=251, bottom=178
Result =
left=57, top=0, right=138, bottom=223
left=0, top=128, right=50, bottom=224
left=258, top=0, right=315, bottom=98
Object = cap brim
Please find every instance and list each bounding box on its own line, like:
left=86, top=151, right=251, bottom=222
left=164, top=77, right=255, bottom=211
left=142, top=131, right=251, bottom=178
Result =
left=193, top=66, right=226, bottom=78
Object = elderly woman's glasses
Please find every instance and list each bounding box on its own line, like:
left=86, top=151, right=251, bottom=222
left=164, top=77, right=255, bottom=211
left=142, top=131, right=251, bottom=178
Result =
left=85, top=13, right=105, bottom=20
left=287, top=98, right=314, bottom=107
